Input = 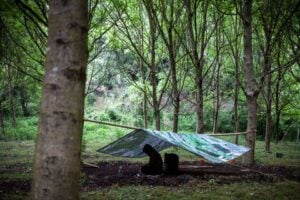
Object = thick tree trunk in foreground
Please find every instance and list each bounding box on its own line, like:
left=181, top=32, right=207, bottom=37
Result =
left=243, top=0, right=257, bottom=164
left=31, top=1, right=88, bottom=199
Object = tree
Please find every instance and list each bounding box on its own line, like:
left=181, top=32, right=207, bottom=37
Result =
left=31, top=0, right=88, bottom=199
left=184, top=0, right=212, bottom=133
left=257, top=0, right=300, bottom=151
left=144, top=0, right=183, bottom=132
left=243, top=0, right=257, bottom=164
left=109, top=0, right=171, bottom=130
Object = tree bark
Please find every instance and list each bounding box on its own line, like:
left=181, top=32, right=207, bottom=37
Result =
left=234, top=55, right=240, bottom=143
left=264, top=50, right=272, bottom=152
left=233, top=9, right=240, bottom=140
left=7, top=65, right=16, bottom=128
left=0, top=99, right=4, bottom=136
left=19, top=86, right=30, bottom=117
left=170, top=49, right=179, bottom=133
left=274, top=67, right=282, bottom=143
left=184, top=0, right=207, bottom=133
left=213, top=14, right=222, bottom=133
left=212, top=62, right=220, bottom=133
left=166, top=1, right=180, bottom=133
left=149, top=13, right=160, bottom=131
left=143, top=1, right=161, bottom=130
left=143, top=90, right=148, bottom=129
left=31, top=1, right=88, bottom=199
left=243, top=0, right=257, bottom=164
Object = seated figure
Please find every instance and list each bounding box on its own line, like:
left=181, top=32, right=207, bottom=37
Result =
left=164, top=153, right=179, bottom=175
left=141, top=144, right=163, bottom=175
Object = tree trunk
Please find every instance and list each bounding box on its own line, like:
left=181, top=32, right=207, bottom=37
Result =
left=19, top=86, right=30, bottom=117
left=146, top=4, right=160, bottom=131
left=139, top=58, right=148, bottom=129
left=212, top=64, right=220, bottom=133
left=274, top=67, right=282, bottom=143
left=233, top=10, right=240, bottom=137
left=243, top=0, right=257, bottom=164
left=213, top=16, right=221, bottom=133
left=143, top=92, right=148, bottom=128
left=264, top=54, right=272, bottom=152
left=234, top=58, right=240, bottom=143
left=0, top=99, right=4, bottom=136
left=150, top=40, right=160, bottom=131
left=169, top=50, right=179, bottom=133
left=166, top=1, right=179, bottom=133
left=184, top=0, right=206, bottom=133
left=7, top=65, right=16, bottom=128
left=31, top=1, right=88, bottom=199
left=195, top=75, right=204, bottom=133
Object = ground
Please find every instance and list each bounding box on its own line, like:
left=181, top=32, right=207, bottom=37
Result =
left=81, top=161, right=300, bottom=190
left=1, top=160, right=299, bottom=199
left=0, top=140, right=300, bottom=199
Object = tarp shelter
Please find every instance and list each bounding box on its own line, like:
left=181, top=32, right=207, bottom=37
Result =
left=98, top=129, right=250, bottom=163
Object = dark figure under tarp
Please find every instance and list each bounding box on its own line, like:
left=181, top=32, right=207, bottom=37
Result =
left=141, top=144, right=163, bottom=175
left=164, top=153, right=179, bottom=175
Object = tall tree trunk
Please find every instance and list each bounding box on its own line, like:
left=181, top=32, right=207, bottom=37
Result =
left=234, top=50, right=240, bottom=143
left=143, top=91, right=148, bottom=128
left=264, top=50, right=272, bottom=152
left=184, top=0, right=207, bottom=133
left=31, top=1, right=88, bottom=199
left=170, top=52, right=179, bottom=133
left=195, top=75, right=204, bottom=133
left=166, top=1, right=179, bottom=133
left=274, top=67, right=282, bottom=143
left=19, top=86, right=30, bottom=117
left=213, top=15, right=221, bottom=133
left=144, top=2, right=161, bottom=130
left=7, top=65, right=16, bottom=128
left=139, top=55, right=148, bottom=128
left=243, top=0, right=257, bottom=164
left=274, top=47, right=286, bottom=143
left=212, top=64, right=220, bottom=133
left=0, top=99, right=4, bottom=136
left=233, top=10, right=240, bottom=135
left=148, top=12, right=160, bottom=131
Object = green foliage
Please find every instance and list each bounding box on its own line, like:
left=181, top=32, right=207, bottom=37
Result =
left=1, top=117, right=38, bottom=141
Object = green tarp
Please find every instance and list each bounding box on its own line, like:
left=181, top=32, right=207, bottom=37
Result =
left=98, top=129, right=250, bottom=163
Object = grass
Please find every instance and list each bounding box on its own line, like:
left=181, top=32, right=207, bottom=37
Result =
left=80, top=181, right=300, bottom=200
left=0, top=120, right=299, bottom=199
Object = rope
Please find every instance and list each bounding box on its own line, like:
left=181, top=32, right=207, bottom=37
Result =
left=84, top=118, right=256, bottom=137
left=206, top=132, right=248, bottom=136
left=84, top=118, right=140, bottom=130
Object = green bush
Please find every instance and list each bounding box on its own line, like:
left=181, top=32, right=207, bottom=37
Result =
left=1, top=117, right=38, bottom=141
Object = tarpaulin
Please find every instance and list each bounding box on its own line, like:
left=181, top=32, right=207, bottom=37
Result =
left=97, top=129, right=250, bottom=163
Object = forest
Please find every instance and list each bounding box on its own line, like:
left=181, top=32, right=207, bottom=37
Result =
left=0, top=0, right=299, bottom=199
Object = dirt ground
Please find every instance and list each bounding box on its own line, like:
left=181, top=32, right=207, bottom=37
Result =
left=1, top=161, right=299, bottom=196
left=81, top=161, right=300, bottom=191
